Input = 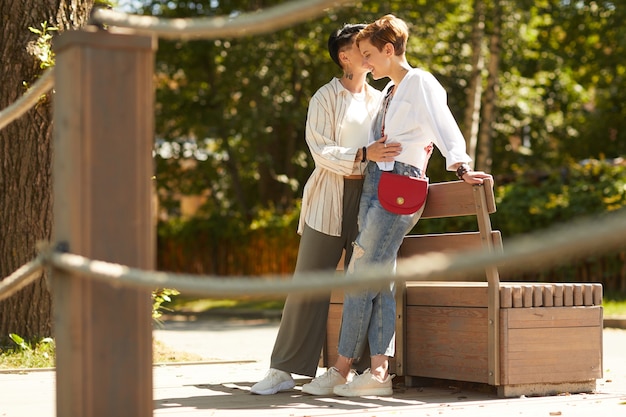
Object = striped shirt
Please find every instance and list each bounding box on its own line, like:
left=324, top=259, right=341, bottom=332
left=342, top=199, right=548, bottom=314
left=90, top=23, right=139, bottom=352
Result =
left=298, top=78, right=382, bottom=236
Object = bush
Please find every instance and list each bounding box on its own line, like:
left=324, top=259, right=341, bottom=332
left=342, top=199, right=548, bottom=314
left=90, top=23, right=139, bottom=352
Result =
left=494, top=159, right=626, bottom=236
left=156, top=158, right=626, bottom=290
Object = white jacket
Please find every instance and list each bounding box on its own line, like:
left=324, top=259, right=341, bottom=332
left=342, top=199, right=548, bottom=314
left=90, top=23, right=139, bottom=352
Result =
left=374, top=68, right=471, bottom=172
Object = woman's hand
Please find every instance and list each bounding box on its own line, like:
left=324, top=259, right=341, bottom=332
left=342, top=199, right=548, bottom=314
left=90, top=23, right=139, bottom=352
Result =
left=454, top=162, right=492, bottom=185
left=461, top=170, right=492, bottom=185
left=367, top=136, right=402, bottom=162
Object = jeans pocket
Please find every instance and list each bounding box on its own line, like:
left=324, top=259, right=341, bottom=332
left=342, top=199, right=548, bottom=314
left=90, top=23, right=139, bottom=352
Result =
left=393, top=161, right=421, bottom=177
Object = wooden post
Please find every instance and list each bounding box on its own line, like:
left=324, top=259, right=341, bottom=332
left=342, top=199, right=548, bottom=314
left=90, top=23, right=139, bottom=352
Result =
left=473, top=181, right=501, bottom=386
left=52, top=28, right=156, bottom=417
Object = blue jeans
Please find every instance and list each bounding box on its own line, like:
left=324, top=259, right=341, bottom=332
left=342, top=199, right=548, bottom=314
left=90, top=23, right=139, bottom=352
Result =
left=337, top=161, right=424, bottom=360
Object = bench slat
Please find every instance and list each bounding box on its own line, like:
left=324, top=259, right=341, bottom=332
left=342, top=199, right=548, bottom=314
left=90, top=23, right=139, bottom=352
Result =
left=504, top=305, right=603, bottom=328
left=406, top=282, right=603, bottom=309
left=421, top=179, right=496, bottom=219
left=399, top=231, right=502, bottom=256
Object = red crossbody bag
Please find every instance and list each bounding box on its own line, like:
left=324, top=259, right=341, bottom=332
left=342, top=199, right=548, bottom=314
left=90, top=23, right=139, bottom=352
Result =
left=377, top=86, right=433, bottom=215
left=378, top=143, right=433, bottom=214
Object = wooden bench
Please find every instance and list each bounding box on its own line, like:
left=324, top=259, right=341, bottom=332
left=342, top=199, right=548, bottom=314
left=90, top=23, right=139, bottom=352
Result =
left=324, top=179, right=603, bottom=397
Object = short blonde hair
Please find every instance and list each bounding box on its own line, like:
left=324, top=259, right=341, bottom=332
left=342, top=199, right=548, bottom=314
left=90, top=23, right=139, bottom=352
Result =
left=356, top=14, right=408, bottom=56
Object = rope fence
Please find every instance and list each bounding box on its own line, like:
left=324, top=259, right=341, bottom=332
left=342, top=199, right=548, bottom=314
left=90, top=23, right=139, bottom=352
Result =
left=0, top=0, right=352, bottom=131
left=0, top=68, right=54, bottom=131
left=2, top=208, right=625, bottom=302
left=0, top=256, right=47, bottom=303
left=90, top=0, right=354, bottom=40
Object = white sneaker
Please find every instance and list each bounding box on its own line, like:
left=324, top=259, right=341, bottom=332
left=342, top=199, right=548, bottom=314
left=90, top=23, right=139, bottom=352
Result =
left=302, top=367, right=354, bottom=396
left=333, top=369, right=393, bottom=397
left=250, top=368, right=295, bottom=395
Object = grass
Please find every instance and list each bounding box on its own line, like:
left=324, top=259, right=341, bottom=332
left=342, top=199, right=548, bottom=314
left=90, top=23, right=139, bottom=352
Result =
left=167, top=293, right=626, bottom=317
left=166, top=295, right=285, bottom=314
left=0, top=337, right=204, bottom=370
left=604, top=301, right=626, bottom=316
left=175, top=295, right=626, bottom=316
left=0, top=297, right=283, bottom=370
left=603, top=290, right=626, bottom=316
left=0, top=335, right=55, bottom=369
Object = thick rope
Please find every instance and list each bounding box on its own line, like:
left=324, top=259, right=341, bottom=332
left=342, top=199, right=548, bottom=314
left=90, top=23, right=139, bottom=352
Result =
left=0, top=256, right=46, bottom=302
left=1, top=208, right=625, bottom=299
left=35, top=208, right=626, bottom=298
left=91, top=0, right=354, bottom=40
left=0, top=68, right=54, bottom=131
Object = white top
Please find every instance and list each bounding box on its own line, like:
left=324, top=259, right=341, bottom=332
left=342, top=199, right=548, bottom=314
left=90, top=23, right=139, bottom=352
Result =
left=372, top=68, right=471, bottom=172
left=298, top=78, right=382, bottom=236
left=340, top=91, right=370, bottom=154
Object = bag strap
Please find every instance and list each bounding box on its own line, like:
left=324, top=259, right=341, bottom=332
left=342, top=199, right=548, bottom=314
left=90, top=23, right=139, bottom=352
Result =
left=381, top=85, right=433, bottom=179
left=420, top=142, right=433, bottom=179
left=380, top=86, right=395, bottom=137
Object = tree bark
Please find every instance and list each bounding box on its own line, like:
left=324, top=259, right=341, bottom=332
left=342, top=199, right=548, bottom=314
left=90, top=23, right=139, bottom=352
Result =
left=463, top=0, right=486, bottom=169
left=0, top=0, right=92, bottom=343
left=477, top=0, right=503, bottom=172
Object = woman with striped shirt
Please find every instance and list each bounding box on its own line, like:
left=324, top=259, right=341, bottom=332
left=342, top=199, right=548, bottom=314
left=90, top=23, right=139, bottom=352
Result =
left=251, top=23, right=400, bottom=395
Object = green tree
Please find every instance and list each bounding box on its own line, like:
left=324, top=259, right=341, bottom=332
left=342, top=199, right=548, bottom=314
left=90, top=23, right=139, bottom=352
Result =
left=546, top=1, right=626, bottom=161
left=491, top=0, right=625, bottom=175
left=146, top=0, right=482, bottom=226
left=148, top=0, right=330, bottom=223
left=127, top=0, right=626, bottom=270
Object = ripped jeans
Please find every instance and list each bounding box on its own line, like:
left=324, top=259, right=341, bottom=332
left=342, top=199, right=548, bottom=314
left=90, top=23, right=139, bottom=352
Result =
left=338, top=161, right=424, bottom=360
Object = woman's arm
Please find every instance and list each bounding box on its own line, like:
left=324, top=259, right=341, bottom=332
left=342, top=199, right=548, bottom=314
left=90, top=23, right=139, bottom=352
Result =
left=305, top=92, right=360, bottom=176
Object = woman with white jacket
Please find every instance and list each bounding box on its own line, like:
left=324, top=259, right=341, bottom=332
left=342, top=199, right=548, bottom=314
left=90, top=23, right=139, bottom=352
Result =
left=302, top=14, right=492, bottom=398
left=251, top=23, right=397, bottom=396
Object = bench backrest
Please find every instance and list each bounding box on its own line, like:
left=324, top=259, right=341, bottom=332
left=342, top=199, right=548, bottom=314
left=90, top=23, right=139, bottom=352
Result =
left=395, top=178, right=503, bottom=385
left=399, top=178, right=501, bottom=268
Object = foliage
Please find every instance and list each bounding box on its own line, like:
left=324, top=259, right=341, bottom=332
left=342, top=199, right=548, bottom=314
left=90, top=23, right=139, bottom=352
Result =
left=149, top=0, right=324, bottom=222
left=157, top=206, right=300, bottom=275
left=114, top=1, right=626, bottom=287
left=152, top=288, right=181, bottom=323
left=414, top=158, right=626, bottom=235
left=158, top=159, right=626, bottom=291
left=493, top=158, right=626, bottom=236
left=28, top=22, right=58, bottom=69
left=0, top=333, right=203, bottom=368
left=0, top=334, right=55, bottom=369
left=130, top=0, right=626, bottom=228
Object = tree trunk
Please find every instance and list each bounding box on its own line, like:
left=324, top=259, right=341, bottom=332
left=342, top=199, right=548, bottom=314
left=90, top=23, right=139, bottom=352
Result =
left=0, top=0, right=92, bottom=344
left=463, top=0, right=486, bottom=169
left=223, top=138, right=251, bottom=217
left=477, top=0, right=503, bottom=172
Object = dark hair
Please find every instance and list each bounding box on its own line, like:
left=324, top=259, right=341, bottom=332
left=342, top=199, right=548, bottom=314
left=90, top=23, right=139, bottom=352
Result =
left=327, top=23, right=366, bottom=69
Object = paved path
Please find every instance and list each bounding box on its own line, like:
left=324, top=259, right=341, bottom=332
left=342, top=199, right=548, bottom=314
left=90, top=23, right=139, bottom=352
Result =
left=1, top=318, right=625, bottom=417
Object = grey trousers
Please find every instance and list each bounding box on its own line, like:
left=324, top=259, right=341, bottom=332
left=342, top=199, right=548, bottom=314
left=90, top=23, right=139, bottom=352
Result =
left=269, top=179, right=363, bottom=377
